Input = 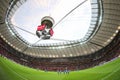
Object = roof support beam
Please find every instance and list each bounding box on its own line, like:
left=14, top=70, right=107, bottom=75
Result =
left=89, top=41, right=104, bottom=47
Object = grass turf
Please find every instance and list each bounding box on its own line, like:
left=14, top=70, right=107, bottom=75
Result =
left=0, top=56, right=120, bottom=80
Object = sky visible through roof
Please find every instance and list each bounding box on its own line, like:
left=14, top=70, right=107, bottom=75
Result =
left=11, top=0, right=91, bottom=45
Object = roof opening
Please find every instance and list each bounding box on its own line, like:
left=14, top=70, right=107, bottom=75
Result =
left=11, top=0, right=91, bottom=45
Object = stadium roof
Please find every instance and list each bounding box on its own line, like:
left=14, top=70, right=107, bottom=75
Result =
left=0, top=0, right=120, bottom=58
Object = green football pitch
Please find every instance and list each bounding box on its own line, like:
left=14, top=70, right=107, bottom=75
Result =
left=0, top=56, right=120, bottom=80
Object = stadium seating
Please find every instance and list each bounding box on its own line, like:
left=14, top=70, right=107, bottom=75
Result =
left=0, top=31, right=120, bottom=71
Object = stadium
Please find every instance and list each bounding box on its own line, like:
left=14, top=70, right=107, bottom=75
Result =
left=0, top=0, right=120, bottom=80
